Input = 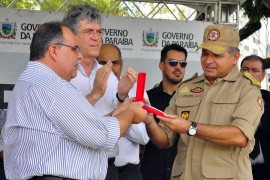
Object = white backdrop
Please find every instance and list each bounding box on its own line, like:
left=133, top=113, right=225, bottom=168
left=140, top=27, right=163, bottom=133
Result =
left=0, top=8, right=210, bottom=108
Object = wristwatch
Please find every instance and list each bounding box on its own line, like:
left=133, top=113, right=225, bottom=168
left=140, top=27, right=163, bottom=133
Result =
left=188, top=121, right=197, bottom=136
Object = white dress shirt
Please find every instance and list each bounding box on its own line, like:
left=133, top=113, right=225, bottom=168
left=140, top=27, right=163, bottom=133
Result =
left=114, top=84, right=149, bottom=167
left=250, top=142, right=265, bottom=165
left=70, top=60, right=119, bottom=115
left=0, top=109, right=7, bottom=152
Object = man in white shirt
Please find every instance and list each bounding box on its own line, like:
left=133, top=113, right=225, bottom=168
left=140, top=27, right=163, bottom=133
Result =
left=63, top=5, right=138, bottom=180
left=98, top=44, right=149, bottom=180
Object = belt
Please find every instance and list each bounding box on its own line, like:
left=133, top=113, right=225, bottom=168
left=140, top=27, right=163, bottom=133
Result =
left=108, top=158, right=115, bottom=165
left=29, top=175, right=74, bottom=180
left=117, top=163, right=138, bottom=173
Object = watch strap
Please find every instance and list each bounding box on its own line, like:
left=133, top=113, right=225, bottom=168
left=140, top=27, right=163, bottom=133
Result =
left=188, top=121, right=197, bottom=136
left=116, top=93, right=128, bottom=103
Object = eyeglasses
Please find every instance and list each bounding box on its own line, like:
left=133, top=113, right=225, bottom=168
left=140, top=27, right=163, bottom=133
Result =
left=164, top=59, right=187, bottom=68
left=56, top=43, right=80, bottom=54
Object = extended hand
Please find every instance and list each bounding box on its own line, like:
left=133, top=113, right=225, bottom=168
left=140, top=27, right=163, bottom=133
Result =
left=157, top=114, right=190, bottom=133
left=114, top=98, right=147, bottom=125
left=129, top=101, right=147, bottom=124
left=113, top=97, right=135, bottom=115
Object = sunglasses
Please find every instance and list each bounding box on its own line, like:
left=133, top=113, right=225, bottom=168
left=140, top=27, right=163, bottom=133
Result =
left=164, top=59, right=187, bottom=68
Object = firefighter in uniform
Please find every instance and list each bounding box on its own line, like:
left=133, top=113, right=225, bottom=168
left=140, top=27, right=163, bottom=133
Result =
left=144, top=24, right=263, bottom=180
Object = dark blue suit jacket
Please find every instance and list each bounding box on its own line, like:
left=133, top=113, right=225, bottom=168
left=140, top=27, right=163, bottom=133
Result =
left=253, top=89, right=270, bottom=178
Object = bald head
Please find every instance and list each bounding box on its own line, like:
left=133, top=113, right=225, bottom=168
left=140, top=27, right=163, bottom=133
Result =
left=97, top=44, right=123, bottom=79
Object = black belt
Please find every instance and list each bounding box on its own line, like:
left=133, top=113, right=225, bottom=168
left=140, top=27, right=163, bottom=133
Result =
left=29, top=175, right=74, bottom=180
left=108, top=157, right=115, bottom=165
left=117, top=163, right=138, bottom=173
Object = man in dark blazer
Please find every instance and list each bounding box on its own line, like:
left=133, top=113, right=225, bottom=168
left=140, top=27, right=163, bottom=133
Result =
left=241, top=55, right=270, bottom=180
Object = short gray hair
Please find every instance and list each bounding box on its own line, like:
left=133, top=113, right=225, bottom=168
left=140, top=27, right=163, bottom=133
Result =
left=228, top=47, right=240, bottom=57
left=63, top=5, right=102, bottom=34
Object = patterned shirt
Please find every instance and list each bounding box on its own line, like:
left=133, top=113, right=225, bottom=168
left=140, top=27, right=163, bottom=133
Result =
left=70, top=60, right=119, bottom=158
left=3, top=61, right=120, bottom=179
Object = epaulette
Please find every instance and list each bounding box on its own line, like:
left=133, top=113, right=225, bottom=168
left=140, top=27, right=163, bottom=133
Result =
left=243, top=71, right=261, bottom=88
left=177, top=73, right=198, bottom=88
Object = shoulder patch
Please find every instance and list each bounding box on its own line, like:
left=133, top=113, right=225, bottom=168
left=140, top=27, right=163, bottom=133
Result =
left=243, top=71, right=261, bottom=88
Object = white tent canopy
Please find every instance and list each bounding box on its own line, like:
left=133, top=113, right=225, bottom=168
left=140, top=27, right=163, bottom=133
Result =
left=0, top=0, right=245, bottom=25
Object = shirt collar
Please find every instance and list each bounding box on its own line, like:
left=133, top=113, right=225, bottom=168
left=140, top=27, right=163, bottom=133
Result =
left=156, top=81, right=164, bottom=93
left=194, top=66, right=239, bottom=84
left=28, top=61, right=74, bottom=88
left=29, top=61, right=59, bottom=78
left=222, top=66, right=239, bottom=82
left=77, top=59, right=100, bottom=77
left=155, top=81, right=176, bottom=96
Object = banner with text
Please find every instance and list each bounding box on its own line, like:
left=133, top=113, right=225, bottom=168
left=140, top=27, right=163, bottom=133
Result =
left=0, top=8, right=210, bottom=61
left=0, top=8, right=211, bottom=108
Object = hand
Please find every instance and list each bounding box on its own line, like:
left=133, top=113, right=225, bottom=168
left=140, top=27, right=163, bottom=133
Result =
left=114, top=98, right=147, bottom=124
left=128, top=101, right=147, bottom=124
left=144, top=113, right=155, bottom=126
left=157, top=114, right=190, bottom=133
left=86, top=61, right=112, bottom=105
left=118, top=68, right=137, bottom=99
left=113, top=97, right=136, bottom=116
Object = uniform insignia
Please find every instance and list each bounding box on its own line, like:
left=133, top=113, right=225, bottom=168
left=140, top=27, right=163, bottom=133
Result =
left=180, top=86, right=189, bottom=93
left=243, top=71, right=261, bottom=88
left=257, top=96, right=262, bottom=110
left=208, top=28, right=220, bottom=41
left=190, top=87, right=204, bottom=93
left=181, top=111, right=190, bottom=120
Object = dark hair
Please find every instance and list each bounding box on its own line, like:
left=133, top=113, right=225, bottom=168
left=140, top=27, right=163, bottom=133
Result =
left=160, top=44, right=188, bottom=62
left=241, top=55, right=266, bottom=72
left=63, top=5, right=102, bottom=34
left=30, top=21, right=66, bottom=61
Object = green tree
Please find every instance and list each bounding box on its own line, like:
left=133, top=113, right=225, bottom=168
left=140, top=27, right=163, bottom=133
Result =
left=241, top=0, right=270, bottom=67
left=240, top=0, right=269, bottom=41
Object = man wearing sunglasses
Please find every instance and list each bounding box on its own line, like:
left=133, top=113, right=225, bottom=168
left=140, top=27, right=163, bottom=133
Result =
left=144, top=24, right=263, bottom=180
left=141, top=44, right=187, bottom=180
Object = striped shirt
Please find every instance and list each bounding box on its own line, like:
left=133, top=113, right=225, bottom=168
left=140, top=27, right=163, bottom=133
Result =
left=70, top=61, right=120, bottom=158
left=3, top=61, right=120, bottom=179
